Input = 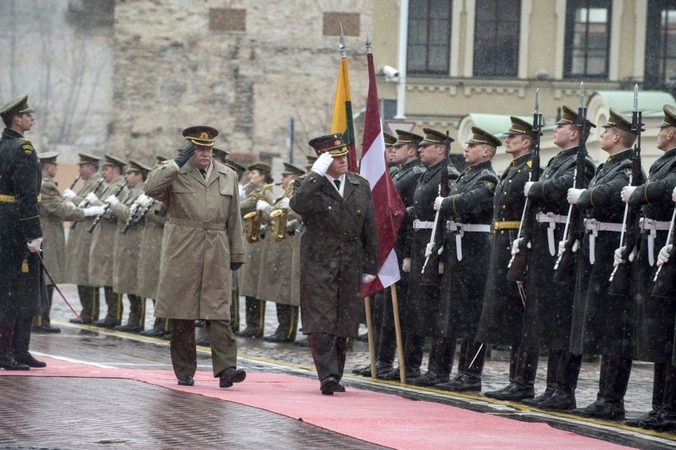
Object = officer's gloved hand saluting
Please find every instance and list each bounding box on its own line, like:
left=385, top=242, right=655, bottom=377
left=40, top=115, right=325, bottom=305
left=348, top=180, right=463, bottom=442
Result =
left=175, top=142, right=196, bottom=168
left=311, top=152, right=333, bottom=177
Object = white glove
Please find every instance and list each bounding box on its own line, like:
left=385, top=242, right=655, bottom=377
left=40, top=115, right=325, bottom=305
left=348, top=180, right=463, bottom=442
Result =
left=279, top=198, right=290, bottom=209
left=362, top=274, right=376, bottom=284
left=658, top=244, right=673, bottom=267
left=83, top=206, right=105, bottom=217
left=567, top=188, right=584, bottom=205
left=63, top=188, right=76, bottom=199
left=402, top=257, right=411, bottom=273
left=129, top=203, right=140, bottom=216
left=136, top=193, right=151, bottom=207
left=613, top=246, right=637, bottom=267
left=433, top=196, right=444, bottom=211
left=311, top=152, right=333, bottom=177
left=511, top=238, right=531, bottom=256
left=425, top=243, right=434, bottom=258
left=620, top=186, right=636, bottom=203
left=85, top=192, right=99, bottom=203
left=105, top=195, right=119, bottom=206
left=523, top=181, right=534, bottom=198
left=557, top=240, right=576, bottom=257
left=256, top=199, right=270, bottom=211
left=672, top=186, right=676, bottom=203
left=66, top=202, right=77, bottom=209
left=26, top=238, right=42, bottom=253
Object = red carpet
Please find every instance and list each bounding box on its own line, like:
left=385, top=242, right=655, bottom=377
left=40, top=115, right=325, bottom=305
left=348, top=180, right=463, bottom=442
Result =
left=2, top=357, right=632, bottom=449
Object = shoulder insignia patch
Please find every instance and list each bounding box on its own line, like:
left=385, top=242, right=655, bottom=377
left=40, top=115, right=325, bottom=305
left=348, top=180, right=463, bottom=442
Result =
left=527, top=161, right=532, bottom=168
left=22, top=144, right=34, bottom=155
left=48, top=188, right=57, bottom=196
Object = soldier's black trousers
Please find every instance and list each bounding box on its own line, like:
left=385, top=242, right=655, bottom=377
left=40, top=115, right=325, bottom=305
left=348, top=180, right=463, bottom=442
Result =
left=309, top=332, right=347, bottom=382
left=0, top=318, right=32, bottom=357
left=77, top=285, right=100, bottom=323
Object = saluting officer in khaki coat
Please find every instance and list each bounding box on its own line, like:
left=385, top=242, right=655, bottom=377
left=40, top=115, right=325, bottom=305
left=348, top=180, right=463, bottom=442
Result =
left=63, top=153, right=104, bottom=324
left=145, top=126, right=246, bottom=388
left=35, top=152, right=104, bottom=332
left=86, top=155, right=129, bottom=328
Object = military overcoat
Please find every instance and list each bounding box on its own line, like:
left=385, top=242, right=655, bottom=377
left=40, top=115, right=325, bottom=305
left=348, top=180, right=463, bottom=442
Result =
left=146, top=161, right=244, bottom=320
left=110, top=185, right=144, bottom=295
left=289, top=171, right=379, bottom=338
left=136, top=200, right=166, bottom=299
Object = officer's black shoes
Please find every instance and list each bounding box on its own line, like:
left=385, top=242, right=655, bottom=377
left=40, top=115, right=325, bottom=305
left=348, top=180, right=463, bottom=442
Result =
left=435, top=374, right=482, bottom=392
left=484, top=383, right=535, bottom=401
left=335, top=384, right=346, bottom=393
left=624, top=409, right=662, bottom=428
left=235, top=327, right=262, bottom=338
left=320, top=376, right=340, bottom=395
left=32, top=325, right=61, bottom=334
left=114, top=324, right=143, bottom=333
left=535, top=390, right=576, bottom=411
left=263, top=333, right=294, bottom=343
left=219, top=367, right=246, bottom=388
left=522, top=388, right=555, bottom=406
left=92, top=319, right=118, bottom=329
left=177, top=375, right=194, bottom=386
left=379, top=366, right=421, bottom=381
left=0, top=355, right=30, bottom=371
left=70, top=318, right=93, bottom=324
left=140, top=328, right=168, bottom=338
left=355, top=361, right=393, bottom=378
left=408, top=370, right=449, bottom=387
left=12, top=352, right=46, bottom=368
left=195, top=336, right=211, bottom=347
left=638, top=410, right=676, bottom=431
left=294, top=338, right=311, bottom=348
left=571, top=398, right=625, bottom=420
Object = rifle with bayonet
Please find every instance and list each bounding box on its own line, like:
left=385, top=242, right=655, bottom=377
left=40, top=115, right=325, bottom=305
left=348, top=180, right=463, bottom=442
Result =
left=420, top=131, right=451, bottom=286
left=608, top=84, right=644, bottom=295
left=553, top=82, right=591, bottom=283
left=86, top=180, right=128, bottom=233
left=652, top=207, right=676, bottom=298
left=69, top=176, right=105, bottom=230
left=507, top=90, right=543, bottom=282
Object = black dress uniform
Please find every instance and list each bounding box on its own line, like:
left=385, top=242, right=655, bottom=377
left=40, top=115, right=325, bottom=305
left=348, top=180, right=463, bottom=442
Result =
left=0, top=95, right=46, bottom=370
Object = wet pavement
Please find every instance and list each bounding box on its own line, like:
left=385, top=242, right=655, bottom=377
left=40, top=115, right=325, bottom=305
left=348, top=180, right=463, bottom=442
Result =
left=4, top=283, right=676, bottom=449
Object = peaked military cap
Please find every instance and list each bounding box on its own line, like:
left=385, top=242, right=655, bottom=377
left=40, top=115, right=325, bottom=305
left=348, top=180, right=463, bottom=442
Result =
left=225, top=158, right=247, bottom=175
left=281, top=162, right=305, bottom=177
left=103, top=154, right=127, bottom=169
left=393, top=130, right=423, bottom=148
left=659, top=104, right=676, bottom=129
left=126, top=160, right=152, bottom=175
left=155, top=155, right=167, bottom=165
left=0, top=95, right=34, bottom=117
left=305, top=154, right=317, bottom=168
left=504, top=116, right=542, bottom=139
left=38, top=151, right=59, bottom=165
left=602, top=108, right=637, bottom=133
left=308, top=132, right=349, bottom=156
left=465, top=126, right=502, bottom=148
left=212, top=147, right=229, bottom=161
left=247, top=161, right=271, bottom=174
left=383, top=132, right=397, bottom=148
left=419, top=128, right=454, bottom=146
left=556, top=105, right=597, bottom=128
left=182, top=126, right=218, bottom=147
left=77, top=153, right=101, bottom=165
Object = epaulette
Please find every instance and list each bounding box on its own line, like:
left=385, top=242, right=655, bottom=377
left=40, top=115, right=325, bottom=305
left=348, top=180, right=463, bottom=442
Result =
left=22, top=143, right=35, bottom=156
left=413, top=165, right=426, bottom=174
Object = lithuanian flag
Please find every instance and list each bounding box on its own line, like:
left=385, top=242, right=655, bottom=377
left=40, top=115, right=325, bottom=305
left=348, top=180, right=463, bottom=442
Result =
left=331, top=55, right=358, bottom=172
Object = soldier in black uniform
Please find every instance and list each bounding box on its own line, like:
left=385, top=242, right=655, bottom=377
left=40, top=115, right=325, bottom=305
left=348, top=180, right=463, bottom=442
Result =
left=0, top=95, right=46, bottom=370
left=432, top=127, right=499, bottom=392
left=381, top=129, right=460, bottom=384
left=621, top=104, right=676, bottom=430
left=355, top=130, right=424, bottom=378
left=566, top=109, right=640, bottom=420
left=519, top=105, right=596, bottom=411
left=479, top=117, right=541, bottom=400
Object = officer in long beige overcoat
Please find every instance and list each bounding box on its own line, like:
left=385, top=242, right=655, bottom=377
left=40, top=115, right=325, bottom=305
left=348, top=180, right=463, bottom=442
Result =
left=145, top=126, right=246, bottom=388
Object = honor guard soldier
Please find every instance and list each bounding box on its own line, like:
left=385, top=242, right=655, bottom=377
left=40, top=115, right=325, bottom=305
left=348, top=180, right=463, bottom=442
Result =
left=64, top=153, right=104, bottom=324
left=381, top=130, right=461, bottom=383
left=519, top=105, right=596, bottom=411
left=566, top=109, right=640, bottom=420
left=479, top=117, right=541, bottom=400
left=290, top=133, right=379, bottom=394
left=237, top=161, right=276, bottom=338
left=145, top=125, right=246, bottom=388
left=431, top=127, right=499, bottom=392
left=0, top=95, right=46, bottom=370
left=87, top=154, right=130, bottom=328
left=35, top=152, right=104, bottom=333
left=621, top=104, right=676, bottom=430
left=109, top=160, right=152, bottom=333
left=384, top=131, right=399, bottom=175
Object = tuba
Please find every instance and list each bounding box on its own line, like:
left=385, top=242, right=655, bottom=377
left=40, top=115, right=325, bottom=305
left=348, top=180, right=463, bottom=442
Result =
left=270, top=181, right=294, bottom=242
left=243, top=183, right=275, bottom=243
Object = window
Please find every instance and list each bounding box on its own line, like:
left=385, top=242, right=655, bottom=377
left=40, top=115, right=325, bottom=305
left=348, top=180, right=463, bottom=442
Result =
left=473, top=0, right=520, bottom=77
left=564, top=0, right=611, bottom=78
left=645, top=0, right=676, bottom=94
left=209, top=8, right=246, bottom=32
left=407, top=0, right=452, bottom=75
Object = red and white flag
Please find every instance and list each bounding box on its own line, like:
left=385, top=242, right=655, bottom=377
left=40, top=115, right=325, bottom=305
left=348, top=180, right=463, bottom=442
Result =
left=360, top=41, right=406, bottom=298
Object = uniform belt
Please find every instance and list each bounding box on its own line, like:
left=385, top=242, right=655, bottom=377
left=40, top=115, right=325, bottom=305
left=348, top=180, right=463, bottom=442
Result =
left=584, top=219, right=623, bottom=265
left=493, top=220, right=520, bottom=230
left=536, top=212, right=568, bottom=256
left=169, top=218, right=226, bottom=230
left=0, top=194, right=42, bottom=203
left=640, top=218, right=671, bottom=267
left=446, top=221, right=490, bottom=262
left=413, top=219, right=434, bottom=230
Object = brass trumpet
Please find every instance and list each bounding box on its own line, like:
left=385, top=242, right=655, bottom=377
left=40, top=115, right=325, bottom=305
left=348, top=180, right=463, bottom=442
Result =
left=243, top=183, right=275, bottom=243
left=269, top=181, right=294, bottom=242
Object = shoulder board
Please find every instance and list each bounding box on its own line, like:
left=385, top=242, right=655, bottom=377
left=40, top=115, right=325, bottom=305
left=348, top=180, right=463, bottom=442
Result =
left=22, top=143, right=34, bottom=155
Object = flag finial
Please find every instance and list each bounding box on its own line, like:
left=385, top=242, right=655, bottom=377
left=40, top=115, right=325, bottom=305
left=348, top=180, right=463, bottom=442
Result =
left=339, top=22, right=347, bottom=57
left=365, top=22, right=372, bottom=53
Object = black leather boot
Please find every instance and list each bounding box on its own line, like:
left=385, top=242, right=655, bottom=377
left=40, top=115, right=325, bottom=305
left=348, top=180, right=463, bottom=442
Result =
left=409, top=337, right=455, bottom=386
left=488, top=346, right=538, bottom=401
left=641, top=363, right=676, bottom=431
left=537, top=351, right=581, bottom=411
left=436, top=340, right=483, bottom=392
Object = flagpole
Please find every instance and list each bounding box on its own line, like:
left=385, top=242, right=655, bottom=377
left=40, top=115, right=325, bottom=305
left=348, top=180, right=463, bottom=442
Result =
left=390, top=284, right=406, bottom=384
left=364, top=295, right=377, bottom=380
